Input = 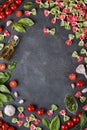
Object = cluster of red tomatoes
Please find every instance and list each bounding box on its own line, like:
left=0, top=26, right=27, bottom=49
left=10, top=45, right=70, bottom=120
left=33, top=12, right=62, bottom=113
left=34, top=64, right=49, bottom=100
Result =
left=0, top=0, right=22, bottom=20
left=0, top=120, right=15, bottom=130
left=61, top=112, right=82, bottom=130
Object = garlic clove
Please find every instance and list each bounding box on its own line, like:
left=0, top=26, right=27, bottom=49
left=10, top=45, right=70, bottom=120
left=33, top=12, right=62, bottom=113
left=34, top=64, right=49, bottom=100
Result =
left=6, top=20, right=13, bottom=27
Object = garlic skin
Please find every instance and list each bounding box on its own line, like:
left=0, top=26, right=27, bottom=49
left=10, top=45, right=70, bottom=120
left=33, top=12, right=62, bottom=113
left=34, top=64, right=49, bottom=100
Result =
left=6, top=20, right=13, bottom=27
left=4, top=105, right=16, bottom=116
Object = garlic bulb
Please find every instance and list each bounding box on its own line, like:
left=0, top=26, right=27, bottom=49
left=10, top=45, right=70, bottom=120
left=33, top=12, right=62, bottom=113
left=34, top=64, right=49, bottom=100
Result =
left=4, top=105, right=16, bottom=116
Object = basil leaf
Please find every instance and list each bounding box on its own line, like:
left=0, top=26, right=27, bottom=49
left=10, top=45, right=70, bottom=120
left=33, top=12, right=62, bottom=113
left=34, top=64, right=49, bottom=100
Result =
left=0, top=35, right=4, bottom=41
left=23, top=2, right=34, bottom=9
left=0, top=84, right=10, bottom=93
left=0, top=100, right=4, bottom=107
left=12, top=23, right=26, bottom=33
left=42, top=118, right=50, bottom=129
left=0, top=71, right=11, bottom=84
left=50, top=115, right=60, bottom=130
left=8, top=61, right=17, bottom=70
left=0, top=93, right=14, bottom=102
left=18, top=18, right=34, bottom=27
left=80, top=112, right=87, bottom=129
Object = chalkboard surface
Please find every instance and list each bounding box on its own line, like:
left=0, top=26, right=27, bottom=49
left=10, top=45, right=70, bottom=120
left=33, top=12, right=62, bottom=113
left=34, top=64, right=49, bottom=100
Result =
left=0, top=0, right=86, bottom=129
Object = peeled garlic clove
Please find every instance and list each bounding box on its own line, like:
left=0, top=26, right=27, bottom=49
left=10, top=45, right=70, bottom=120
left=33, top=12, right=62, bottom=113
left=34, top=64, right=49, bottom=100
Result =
left=18, top=99, right=24, bottom=104
left=14, top=91, right=19, bottom=98
left=4, top=105, right=16, bottom=116
left=82, top=88, right=87, bottom=93
left=6, top=20, right=13, bottom=27
left=76, top=64, right=86, bottom=74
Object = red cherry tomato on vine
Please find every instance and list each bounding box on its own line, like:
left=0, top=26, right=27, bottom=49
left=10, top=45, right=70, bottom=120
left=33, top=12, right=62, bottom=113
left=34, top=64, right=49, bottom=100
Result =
left=0, top=12, right=6, bottom=20
left=9, top=80, right=18, bottom=88
left=0, top=6, right=3, bottom=12
left=77, top=112, right=82, bottom=118
left=27, top=105, right=35, bottom=112
left=14, top=0, right=22, bottom=5
left=2, top=123, right=9, bottom=129
left=67, top=120, right=74, bottom=128
left=5, top=8, right=13, bottom=16
left=69, top=73, right=76, bottom=81
left=10, top=3, right=18, bottom=10
left=61, top=124, right=68, bottom=130
left=72, top=116, right=80, bottom=124
left=37, top=108, right=44, bottom=116
left=2, top=2, right=8, bottom=8
left=75, top=80, right=84, bottom=88
left=8, top=126, right=15, bottom=130
left=0, top=120, right=3, bottom=127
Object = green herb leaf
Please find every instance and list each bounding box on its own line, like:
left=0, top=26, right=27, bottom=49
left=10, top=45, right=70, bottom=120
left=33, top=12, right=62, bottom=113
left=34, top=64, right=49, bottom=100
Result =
left=80, top=112, right=87, bottom=130
left=0, top=93, right=13, bottom=102
left=0, top=84, right=10, bottom=93
left=42, top=118, right=50, bottom=129
left=51, top=104, right=58, bottom=111
left=12, top=23, right=26, bottom=33
left=23, top=2, right=34, bottom=9
left=0, top=71, right=11, bottom=84
left=50, top=115, right=60, bottom=130
left=0, top=101, right=4, bottom=107
left=8, top=61, right=17, bottom=70
left=24, top=122, right=30, bottom=128
left=18, top=18, right=34, bottom=27
left=12, top=118, right=18, bottom=123
left=0, top=35, right=4, bottom=41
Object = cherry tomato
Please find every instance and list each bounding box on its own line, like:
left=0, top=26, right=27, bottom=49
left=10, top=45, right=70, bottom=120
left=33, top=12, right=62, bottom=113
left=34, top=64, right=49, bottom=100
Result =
left=8, top=126, right=15, bottom=130
left=27, top=105, right=35, bottom=112
left=14, top=0, right=22, bottom=5
left=15, top=10, right=23, bottom=17
left=0, top=12, right=6, bottom=20
left=69, top=73, right=76, bottom=81
left=10, top=3, right=17, bottom=10
left=0, top=120, right=3, bottom=127
left=61, top=124, right=68, bottom=130
left=9, top=80, right=18, bottom=88
left=7, top=0, right=14, bottom=2
left=75, top=80, right=84, bottom=88
left=0, top=26, right=3, bottom=33
left=2, top=123, right=9, bottom=129
left=77, top=112, right=82, bottom=118
left=37, top=108, right=44, bottom=116
left=0, top=63, right=6, bottom=70
left=72, top=116, right=80, bottom=124
left=0, top=6, right=3, bottom=12
left=2, top=2, right=8, bottom=8
left=0, top=127, right=2, bottom=130
left=5, top=8, right=12, bottom=16
left=67, top=120, right=74, bottom=128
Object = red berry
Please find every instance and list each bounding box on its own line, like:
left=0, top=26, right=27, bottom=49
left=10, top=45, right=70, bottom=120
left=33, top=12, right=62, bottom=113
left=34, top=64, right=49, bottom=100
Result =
left=2, top=2, right=8, bottom=8
left=10, top=3, right=18, bottom=10
left=69, top=73, right=76, bottom=81
left=67, top=120, right=74, bottom=128
left=9, top=80, right=18, bottom=88
left=2, top=123, right=9, bottom=129
left=0, top=12, right=6, bottom=20
left=61, top=124, right=68, bottom=130
left=0, top=120, right=3, bottom=127
left=27, top=105, right=35, bottom=112
left=14, top=0, right=22, bottom=5
left=8, top=126, right=15, bottom=130
left=5, top=8, right=12, bottom=16
left=72, top=116, right=80, bottom=124
left=75, top=80, right=84, bottom=88
left=0, top=26, right=3, bottom=33
left=37, top=108, right=44, bottom=116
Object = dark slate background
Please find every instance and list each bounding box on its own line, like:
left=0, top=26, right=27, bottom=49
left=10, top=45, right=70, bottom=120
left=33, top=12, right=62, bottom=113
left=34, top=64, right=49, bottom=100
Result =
left=0, top=0, right=87, bottom=129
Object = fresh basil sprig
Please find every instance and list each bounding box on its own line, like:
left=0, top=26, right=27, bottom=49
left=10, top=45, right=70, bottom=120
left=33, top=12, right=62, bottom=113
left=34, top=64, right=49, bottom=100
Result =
left=23, top=2, right=34, bottom=9
left=12, top=18, right=34, bottom=33
left=42, top=115, right=60, bottom=130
